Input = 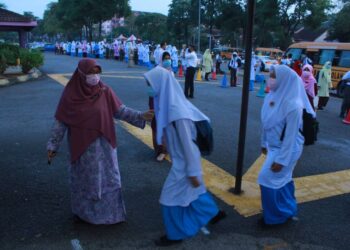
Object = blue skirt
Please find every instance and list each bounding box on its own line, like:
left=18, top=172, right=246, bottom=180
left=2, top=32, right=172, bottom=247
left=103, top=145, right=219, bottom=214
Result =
left=161, top=192, right=219, bottom=240
left=260, top=181, right=297, bottom=224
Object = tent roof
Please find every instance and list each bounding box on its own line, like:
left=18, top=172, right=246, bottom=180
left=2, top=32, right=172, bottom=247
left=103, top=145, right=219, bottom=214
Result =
left=117, top=34, right=127, bottom=40
left=128, top=35, right=137, bottom=41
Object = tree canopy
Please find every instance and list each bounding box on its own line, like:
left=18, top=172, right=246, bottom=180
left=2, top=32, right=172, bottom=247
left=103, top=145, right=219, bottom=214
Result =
left=42, top=0, right=131, bottom=41
left=328, top=3, right=350, bottom=42
left=8, top=0, right=349, bottom=49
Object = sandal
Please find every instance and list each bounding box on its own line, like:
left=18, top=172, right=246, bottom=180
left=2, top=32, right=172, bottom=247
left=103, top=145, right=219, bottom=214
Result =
left=209, top=210, right=227, bottom=225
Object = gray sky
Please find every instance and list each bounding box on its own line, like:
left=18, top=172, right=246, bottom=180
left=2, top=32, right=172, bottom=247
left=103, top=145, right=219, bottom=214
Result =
left=1, top=0, right=172, bottom=18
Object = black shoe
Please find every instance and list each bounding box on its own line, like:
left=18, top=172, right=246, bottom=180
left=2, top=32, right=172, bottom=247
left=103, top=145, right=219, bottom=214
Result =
left=318, top=107, right=324, bottom=110
left=154, top=235, right=182, bottom=247
left=257, top=217, right=277, bottom=228
left=72, top=215, right=91, bottom=225
left=189, top=96, right=194, bottom=99
left=209, top=210, right=227, bottom=225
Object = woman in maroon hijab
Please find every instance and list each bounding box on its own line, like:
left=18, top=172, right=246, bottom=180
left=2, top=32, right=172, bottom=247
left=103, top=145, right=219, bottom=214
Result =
left=47, top=59, right=153, bottom=225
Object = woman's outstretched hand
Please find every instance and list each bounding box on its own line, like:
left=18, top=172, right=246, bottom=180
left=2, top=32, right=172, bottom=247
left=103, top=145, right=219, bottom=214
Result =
left=142, top=110, right=154, bottom=121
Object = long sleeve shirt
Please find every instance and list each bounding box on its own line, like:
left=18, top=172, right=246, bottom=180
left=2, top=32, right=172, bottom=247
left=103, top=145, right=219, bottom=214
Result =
left=258, top=108, right=304, bottom=189
left=185, top=51, right=198, bottom=68
left=160, top=119, right=206, bottom=206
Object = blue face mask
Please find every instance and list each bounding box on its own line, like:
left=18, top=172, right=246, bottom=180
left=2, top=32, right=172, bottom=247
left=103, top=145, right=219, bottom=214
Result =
left=147, top=86, right=156, bottom=97
left=162, top=59, right=172, bottom=69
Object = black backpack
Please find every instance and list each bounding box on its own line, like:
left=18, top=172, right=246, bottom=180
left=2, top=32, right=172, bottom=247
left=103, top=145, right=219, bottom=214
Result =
left=172, top=120, right=214, bottom=155
left=260, top=61, right=265, bottom=72
left=237, top=58, right=242, bottom=68
left=280, top=109, right=319, bottom=146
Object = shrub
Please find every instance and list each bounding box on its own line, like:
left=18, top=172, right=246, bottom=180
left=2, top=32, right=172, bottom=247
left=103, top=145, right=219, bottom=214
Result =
left=0, top=44, right=19, bottom=66
left=0, top=52, right=6, bottom=74
left=19, top=49, right=44, bottom=74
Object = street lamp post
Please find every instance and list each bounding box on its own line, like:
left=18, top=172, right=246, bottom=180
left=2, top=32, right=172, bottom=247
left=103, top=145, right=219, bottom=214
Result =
left=233, top=0, right=256, bottom=194
left=198, top=0, right=201, bottom=53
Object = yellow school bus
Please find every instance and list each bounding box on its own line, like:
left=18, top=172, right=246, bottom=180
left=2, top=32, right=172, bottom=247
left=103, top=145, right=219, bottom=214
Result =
left=255, top=47, right=284, bottom=59
left=286, top=42, right=350, bottom=95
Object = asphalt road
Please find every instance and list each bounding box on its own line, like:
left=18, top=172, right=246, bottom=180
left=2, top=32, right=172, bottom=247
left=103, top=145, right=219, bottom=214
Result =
left=0, top=53, right=350, bottom=250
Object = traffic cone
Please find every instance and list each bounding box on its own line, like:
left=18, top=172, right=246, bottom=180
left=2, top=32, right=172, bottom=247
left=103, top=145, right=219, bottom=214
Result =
left=196, top=68, right=202, bottom=81
left=257, top=80, right=266, bottom=98
left=220, top=72, right=228, bottom=88
left=343, top=111, right=350, bottom=125
left=212, top=67, right=217, bottom=80
left=256, top=74, right=265, bottom=97
left=178, top=65, right=184, bottom=77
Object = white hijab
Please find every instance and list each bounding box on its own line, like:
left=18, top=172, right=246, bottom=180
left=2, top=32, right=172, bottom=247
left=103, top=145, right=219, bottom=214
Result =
left=144, top=66, right=209, bottom=144
left=261, top=65, right=316, bottom=130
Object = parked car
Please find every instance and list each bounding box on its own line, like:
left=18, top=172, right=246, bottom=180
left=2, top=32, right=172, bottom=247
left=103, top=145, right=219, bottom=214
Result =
left=44, top=43, right=55, bottom=52
left=28, top=42, right=43, bottom=51
left=257, top=56, right=278, bottom=72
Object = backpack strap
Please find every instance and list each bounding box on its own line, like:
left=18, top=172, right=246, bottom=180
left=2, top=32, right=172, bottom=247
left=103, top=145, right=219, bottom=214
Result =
left=280, top=123, right=303, bottom=141
left=173, top=121, right=199, bottom=148
left=280, top=124, right=286, bottom=141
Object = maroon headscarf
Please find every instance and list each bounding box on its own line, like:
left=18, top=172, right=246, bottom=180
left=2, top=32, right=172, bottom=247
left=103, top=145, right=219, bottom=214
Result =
left=55, top=59, right=122, bottom=163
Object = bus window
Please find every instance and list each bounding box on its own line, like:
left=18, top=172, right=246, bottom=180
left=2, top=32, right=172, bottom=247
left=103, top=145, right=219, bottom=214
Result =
left=333, top=50, right=342, bottom=66
left=319, top=49, right=335, bottom=65
left=307, top=51, right=319, bottom=64
left=288, top=48, right=302, bottom=60
left=339, top=51, right=350, bottom=68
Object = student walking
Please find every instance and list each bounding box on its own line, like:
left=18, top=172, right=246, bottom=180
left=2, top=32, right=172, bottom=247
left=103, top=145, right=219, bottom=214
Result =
left=258, top=65, right=315, bottom=226
left=228, top=52, right=241, bottom=87
left=202, top=49, right=213, bottom=81
left=301, top=64, right=317, bottom=110
left=184, top=45, right=198, bottom=98
left=317, top=61, right=332, bottom=110
left=340, top=71, right=350, bottom=118
left=144, top=66, right=226, bottom=246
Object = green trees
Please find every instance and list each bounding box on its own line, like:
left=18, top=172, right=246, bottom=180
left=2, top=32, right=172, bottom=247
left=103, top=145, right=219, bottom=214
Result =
left=167, top=0, right=193, bottom=45
left=134, top=13, right=168, bottom=42
left=42, top=0, right=131, bottom=41
left=252, top=0, right=333, bottom=49
left=328, top=3, right=350, bottom=42
left=28, top=0, right=350, bottom=46
left=166, top=0, right=334, bottom=50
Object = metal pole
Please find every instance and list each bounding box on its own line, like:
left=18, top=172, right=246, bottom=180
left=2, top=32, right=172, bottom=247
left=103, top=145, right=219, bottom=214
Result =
left=233, top=0, right=256, bottom=194
left=209, top=35, right=212, bottom=50
left=198, top=0, right=201, bottom=53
